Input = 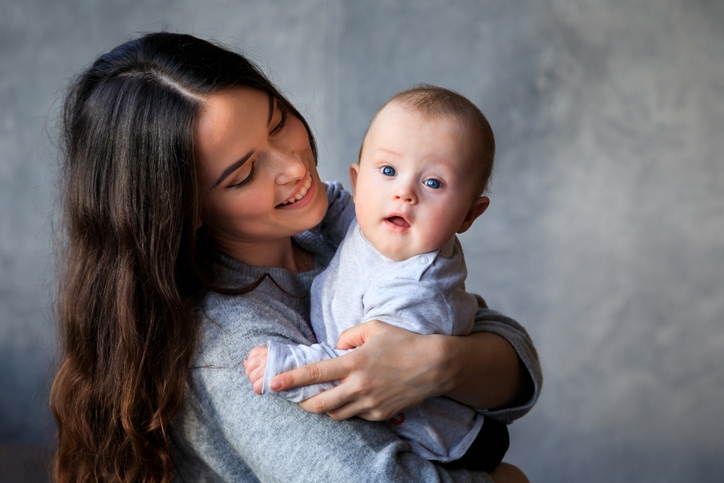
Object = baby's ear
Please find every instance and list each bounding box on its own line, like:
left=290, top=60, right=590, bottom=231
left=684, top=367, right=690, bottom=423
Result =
left=457, top=196, right=490, bottom=234
left=349, top=163, right=360, bottom=199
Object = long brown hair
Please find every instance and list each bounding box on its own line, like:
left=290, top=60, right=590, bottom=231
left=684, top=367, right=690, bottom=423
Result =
left=50, top=32, right=316, bottom=482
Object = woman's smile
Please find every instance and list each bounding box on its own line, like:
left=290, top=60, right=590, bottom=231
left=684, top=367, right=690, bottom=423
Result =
left=277, top=170, right=314, bottom=208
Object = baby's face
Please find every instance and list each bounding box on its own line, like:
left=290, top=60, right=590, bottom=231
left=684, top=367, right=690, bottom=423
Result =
left=350, top=103, right=487, bottom=261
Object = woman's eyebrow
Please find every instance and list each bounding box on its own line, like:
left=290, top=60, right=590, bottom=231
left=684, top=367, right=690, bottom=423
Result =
left=213, top=151, right=253, bottom=188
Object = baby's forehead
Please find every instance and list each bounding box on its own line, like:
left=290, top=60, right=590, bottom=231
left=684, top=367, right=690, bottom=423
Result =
left=371, top=102, right=472, bottom=139
left=374, top=104, right=470, bottom=144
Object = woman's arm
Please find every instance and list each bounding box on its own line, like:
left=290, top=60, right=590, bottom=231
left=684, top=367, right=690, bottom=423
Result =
left=269, top=302, right=541, bottom=421
left=435, top=330, right=533, bottom=411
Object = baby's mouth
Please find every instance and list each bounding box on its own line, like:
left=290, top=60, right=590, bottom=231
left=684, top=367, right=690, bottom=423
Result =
left=276, top=172, right=312, bottom=207
left=385, top=216, right=410, bottom=228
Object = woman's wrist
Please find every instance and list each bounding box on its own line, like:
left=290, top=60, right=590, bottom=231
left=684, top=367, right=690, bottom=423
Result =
left=426, top=333, right=466, bottom=397
left=441, top=332, right=527, bottom=410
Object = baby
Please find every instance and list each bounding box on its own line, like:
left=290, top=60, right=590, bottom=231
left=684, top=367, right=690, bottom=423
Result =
left=245, top=85, right=506, bottom=470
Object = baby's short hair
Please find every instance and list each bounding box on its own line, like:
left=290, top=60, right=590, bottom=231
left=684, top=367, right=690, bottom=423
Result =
left=364, top=84, right=495, bottom=194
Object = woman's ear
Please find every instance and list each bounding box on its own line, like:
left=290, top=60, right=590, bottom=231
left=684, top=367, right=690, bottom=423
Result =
left=349, top=163, right=360, bottom=200
left=457, top=196, right=490, bottom=234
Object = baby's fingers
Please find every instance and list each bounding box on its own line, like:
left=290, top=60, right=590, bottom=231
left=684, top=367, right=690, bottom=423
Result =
left=244, top=346, right=268, bottom=386
left=247, top=345, right=268, bottom=360
left=252, top=376, right=265, bottom=395
left=247, top=360, right=268, bottom=395
left=243, top=358, right=256, bottom=376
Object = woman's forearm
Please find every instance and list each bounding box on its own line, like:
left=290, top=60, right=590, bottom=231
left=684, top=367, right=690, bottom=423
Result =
left=441, top=331, right=533, bottom=410
left=271, top=320, right=537, bottom=421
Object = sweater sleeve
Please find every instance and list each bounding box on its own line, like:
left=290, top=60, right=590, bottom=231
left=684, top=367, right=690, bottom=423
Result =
left=469, top=295, right=543, bottom=423
left=171, top=292, right=495, bottom=482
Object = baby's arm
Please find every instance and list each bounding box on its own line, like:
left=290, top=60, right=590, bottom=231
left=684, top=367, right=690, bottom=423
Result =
left=362, top=240, right=478, bottom=336
left=364, top=278, right=478, bottom=336
left=244, top=341, right=349, bottom=402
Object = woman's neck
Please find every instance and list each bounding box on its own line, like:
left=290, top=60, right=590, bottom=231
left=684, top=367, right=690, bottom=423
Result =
left=214, top=236, right=311, bottom=274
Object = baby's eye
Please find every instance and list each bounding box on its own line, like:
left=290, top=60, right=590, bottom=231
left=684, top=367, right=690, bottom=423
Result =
left=381, top=166, right=396, bottom=177
left=424, top=178, right=442, bottom=189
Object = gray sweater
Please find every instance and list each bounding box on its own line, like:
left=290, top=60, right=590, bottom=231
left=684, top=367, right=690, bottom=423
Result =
left=170, top=182, right=542, bottom=482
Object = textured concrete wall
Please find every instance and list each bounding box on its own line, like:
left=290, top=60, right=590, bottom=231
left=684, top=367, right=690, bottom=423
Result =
left=1, top=1, right=722, bottom=481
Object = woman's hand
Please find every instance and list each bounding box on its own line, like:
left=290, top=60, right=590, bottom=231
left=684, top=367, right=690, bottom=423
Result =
left=270, top=320, right=448, bottom=420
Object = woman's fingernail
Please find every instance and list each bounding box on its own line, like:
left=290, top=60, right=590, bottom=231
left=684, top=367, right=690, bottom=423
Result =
left=270, top=380, right=282, bottom=391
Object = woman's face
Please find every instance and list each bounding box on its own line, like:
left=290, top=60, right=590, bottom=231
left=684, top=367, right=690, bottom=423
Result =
left=194, top=86, right=328, bottom=260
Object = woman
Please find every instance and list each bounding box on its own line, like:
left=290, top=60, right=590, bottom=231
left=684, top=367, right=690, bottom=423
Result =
left=51, top=32, right=541, bottom=482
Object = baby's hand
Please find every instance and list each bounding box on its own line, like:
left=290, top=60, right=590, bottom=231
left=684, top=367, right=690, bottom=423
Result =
left=244, top=346, right=269, bottom=395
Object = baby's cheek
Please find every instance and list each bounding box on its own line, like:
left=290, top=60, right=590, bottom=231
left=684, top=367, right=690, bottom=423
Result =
left=354, top=204, right=376, bottom=233
left=421, top=209, right=458, bottom=247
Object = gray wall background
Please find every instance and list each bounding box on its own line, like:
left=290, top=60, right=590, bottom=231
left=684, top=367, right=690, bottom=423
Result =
left=1, top=0, right=723, bottom=481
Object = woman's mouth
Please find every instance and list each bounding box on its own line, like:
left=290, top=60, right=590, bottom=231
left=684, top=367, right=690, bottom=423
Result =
left=277, top=171, right=313, bottom=207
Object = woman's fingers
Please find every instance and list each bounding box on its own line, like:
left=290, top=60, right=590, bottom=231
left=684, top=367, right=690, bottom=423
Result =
left=270, top=355, right=351, bottom=392
left=334, top=321, right=373, bottom=350
left=298, top=380, right=411, bottom=421
left=272, top=321, right=397, bottom=392
left=298, top=386, right=352, bottom=415
left=296, top=378, right=387, bottom=420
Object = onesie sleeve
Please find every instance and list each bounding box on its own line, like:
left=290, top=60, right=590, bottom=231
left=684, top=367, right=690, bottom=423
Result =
left=362, top=279, right=478, bottom=336
left=262, top=340, right=350, bottom=402
left=360, top=247, right=479, bottom=336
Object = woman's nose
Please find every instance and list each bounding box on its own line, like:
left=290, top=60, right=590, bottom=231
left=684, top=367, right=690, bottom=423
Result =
left=273, top=150, right=306, bottom=185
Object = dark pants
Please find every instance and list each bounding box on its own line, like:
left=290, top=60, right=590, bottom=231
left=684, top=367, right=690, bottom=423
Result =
left=439, top=417, right=510, bottom=473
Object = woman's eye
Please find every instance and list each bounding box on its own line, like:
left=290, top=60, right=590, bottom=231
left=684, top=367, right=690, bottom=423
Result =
left=271, top=104, right=288, bottom=135
left=230, top=163, right=255, bottom=189
left=381, top=166, right=396, bottom=177
left=424, top=178, right=442, bottom=189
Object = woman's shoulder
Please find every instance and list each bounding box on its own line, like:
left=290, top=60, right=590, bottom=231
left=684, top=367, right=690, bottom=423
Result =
left=195, top=285, right=316, bottom=366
